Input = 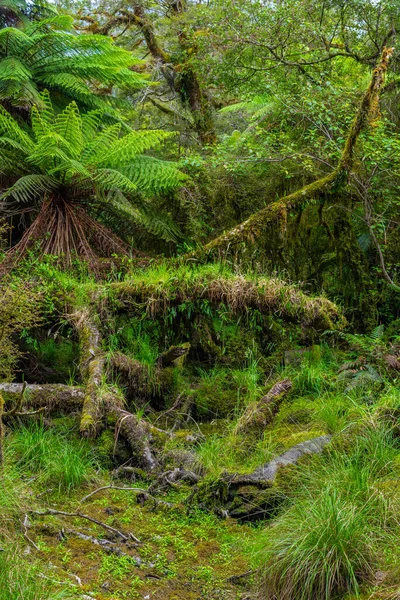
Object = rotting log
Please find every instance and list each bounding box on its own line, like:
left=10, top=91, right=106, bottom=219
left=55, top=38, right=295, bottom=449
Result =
left=71, top=310, right=105, bottom=437
left=234, top=379, right=292, bottom=436
left=110, top=275, right=345, bottom=332
left=224, top=435, right=332, bottom=487
left=0, top=383, right=85, bottom=410
left=108, top=344, right=190, bottom=402
left=189, top=47, right=393, bottom=257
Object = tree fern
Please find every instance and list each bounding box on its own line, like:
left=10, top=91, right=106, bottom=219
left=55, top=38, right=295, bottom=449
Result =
left=0, top=14, right=147, bottom=114
left=0, top=98, right=186, bottom=266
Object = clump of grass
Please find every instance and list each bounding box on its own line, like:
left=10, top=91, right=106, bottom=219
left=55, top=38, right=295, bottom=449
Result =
left=258, top=487, right=379, bottom=600
left=0, top=547, right=69, bottom=600
left=9, top=423, right=98, bottom=492
left=195, top=427, right=279, bottom=477
left=257, top=423, right=400, bottom=600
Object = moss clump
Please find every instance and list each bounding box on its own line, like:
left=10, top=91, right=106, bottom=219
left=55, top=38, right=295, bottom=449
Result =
left=193, top=369, right=241, bottom=419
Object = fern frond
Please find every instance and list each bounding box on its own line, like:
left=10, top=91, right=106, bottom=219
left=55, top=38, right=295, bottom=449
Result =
left=25, top=14, right=73, bottom=35
left=103, top=188, right=181, bottom=242
left=121, top=156, right=187, bottom=194
left=82, top=123, right=122, bottom=164
left=103, top=130, right=174, bottom=167
left=0, top=28, right=32, bottom=55
left=0, top=105, right=34, bottom=148
left=92, top=168, right=137, bottom=195
left=53, top=102, right=83, bottom=158
left=371, top=325, right=384, bottom=341
left=0, top=174, right=57, bottom=203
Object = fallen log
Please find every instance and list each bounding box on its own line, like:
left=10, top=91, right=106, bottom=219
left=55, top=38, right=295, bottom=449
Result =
left=108, top=344, right=189, bottom=403
left=0, top=383, right=158, bottom=471
left=0, top=383, right=84, bottom=409
left=192, top=435, right=332, bottom=521
left=224, top=435, right=332, bottom=486
left=72, top=310, right=105, bottom=437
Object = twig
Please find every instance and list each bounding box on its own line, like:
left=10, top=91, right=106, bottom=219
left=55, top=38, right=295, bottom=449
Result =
left=30, top=508, right=140, bottom=543
left=21, top=514, right=40, bottom=551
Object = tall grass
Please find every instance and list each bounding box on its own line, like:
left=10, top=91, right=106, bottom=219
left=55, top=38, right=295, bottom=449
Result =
left=9, top=423, right=98, bottom=493
left=0, top=548, right=70, bottom=600
left=257, top=423, right=400, bottom=600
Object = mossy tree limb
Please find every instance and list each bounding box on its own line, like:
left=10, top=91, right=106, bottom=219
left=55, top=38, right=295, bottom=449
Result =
left=72, top=310, right=105, bottom=438
left=234, top=379, right=293, bottom=437
left=193, top=47, right=393, bottom=257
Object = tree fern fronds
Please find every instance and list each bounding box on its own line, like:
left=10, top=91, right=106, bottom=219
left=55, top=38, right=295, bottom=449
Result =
left=53, top=102, right=83, bottom=158
left=81, top=110, right=103, bottom=139
left=92, top=168, right=138, bottom=195
left=82, top=123, right=122, bottom=164
left=38, top=73, right=94, bottom=98
left=0, top=21, right=147, bottom=111
left=0, top=28, right=33, bottom=55
left=103, top=189, right=181, bottom=242
left=103, top=130, right=175, bottom=167
left=0, top=174, right=57, bottom=203
left=121, top=156, right=187, bottom=194
left=0, top=77, right=40, bottom=106
left=0, top=105, right=34, bottom=148
left=25, top=14, right=74, bottom=35
left=0, top=56, right=31, bottom=82
left=0, top=98, right=185, bottom=269
left=0, top=135, right=31, bottom=155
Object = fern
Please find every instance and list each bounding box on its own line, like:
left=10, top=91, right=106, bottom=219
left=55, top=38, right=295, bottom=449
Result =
left=0, top=17, right=147, bottom=113
left=0, top=98, right=185, bottom=266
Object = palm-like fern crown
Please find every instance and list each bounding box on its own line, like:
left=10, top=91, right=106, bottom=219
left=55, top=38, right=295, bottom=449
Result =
left=0, top=0, right=56, bottom=27
left=0, top=14, right=146, bottom=112
left=0, top=96, right=186, bottom=264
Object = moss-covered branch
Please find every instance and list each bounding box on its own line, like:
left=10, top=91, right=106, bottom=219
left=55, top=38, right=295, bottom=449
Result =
left=193, top=47, right=393, bottom=256
left=72, top=310, right=105, bottom=437
left=109, top=265, right=345, bottom=331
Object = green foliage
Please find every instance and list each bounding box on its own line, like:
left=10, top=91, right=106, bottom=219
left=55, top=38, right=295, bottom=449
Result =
left=0, top=15, right=146, bottom=112
left=0, top=278, right=42, bottom=380
left=0, top=548, right=69, bottom=600
left=257, top=424, right=400, bottom=600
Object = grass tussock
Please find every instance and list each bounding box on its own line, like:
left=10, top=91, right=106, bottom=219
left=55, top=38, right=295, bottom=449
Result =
left=257, top=424, right=400, bottom=600
left=9, top=422, right=99, bottom=493
left=0, top=547, right=69, bottom=600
